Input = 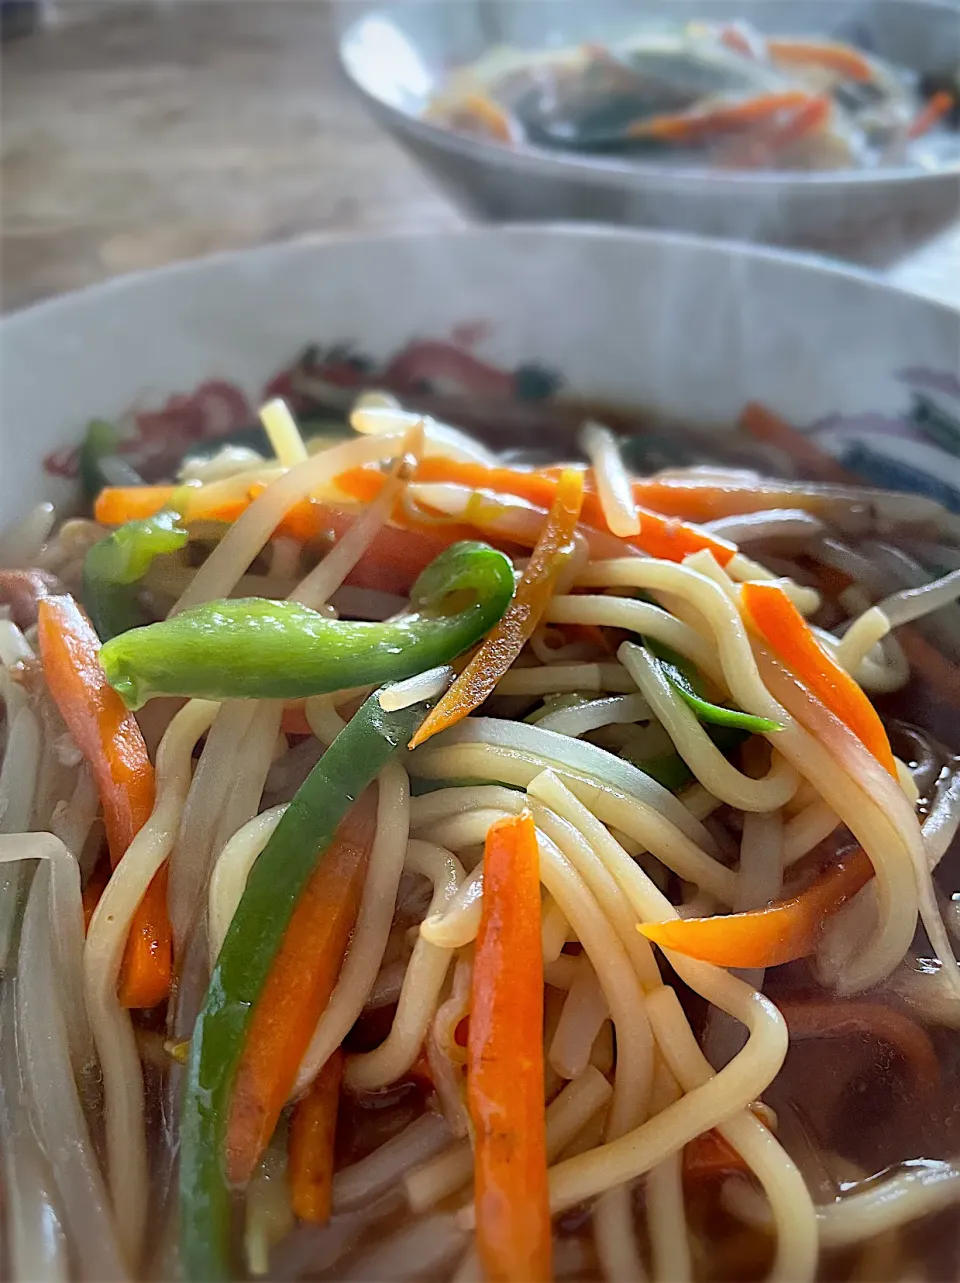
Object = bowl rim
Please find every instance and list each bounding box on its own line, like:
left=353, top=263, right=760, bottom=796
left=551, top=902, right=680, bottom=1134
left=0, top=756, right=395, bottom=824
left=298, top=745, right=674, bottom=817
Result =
left=339, top=0, right=960, bottom=192
left=4, top=222, right=959, bottom=328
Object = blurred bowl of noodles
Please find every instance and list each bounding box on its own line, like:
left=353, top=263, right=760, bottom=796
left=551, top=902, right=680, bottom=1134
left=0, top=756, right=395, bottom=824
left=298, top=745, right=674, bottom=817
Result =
left=338, top=0, right=960, bottom=254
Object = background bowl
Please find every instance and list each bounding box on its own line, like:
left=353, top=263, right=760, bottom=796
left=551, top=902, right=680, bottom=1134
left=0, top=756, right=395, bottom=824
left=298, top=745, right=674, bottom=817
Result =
left=2, top=224, right=959, bottom=528
left=339, top=0, right=960, bottom=253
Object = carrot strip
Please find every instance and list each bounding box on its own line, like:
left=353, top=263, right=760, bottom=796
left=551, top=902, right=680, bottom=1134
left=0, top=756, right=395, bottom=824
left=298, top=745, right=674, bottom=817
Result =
left=639, top=845, right=873, bottom=967
left=288, top=1048, right=343, bottom=1224
left=766, top=39, right=875, bottom=83
left=94, top=484, right=458, bottom=596
left=409, top=469, right=584, bottom=748
left=684, top=1104, right=773, bottom=1179
left=458, top=93, right=520, bottom=144
left=469, top=813, right=551, bottom=1283
left=908, top=91, right=955, bottom=140
left=37, top=595, right=169, bottom=1008
left=94, top=485, right=185, bottom=525
left=776, top=999, right=941, bottom=1095
left=415, top=457, right=738, bottom=564
left=225, top=792, right=375, bottom=1186
left=339, top=458, right=737, bottom=566
left=741, top=581, right=896, bottom=776
left=740, top=403, right=852, bottom=483
left=626, top=91, right=815, bottom=142
left=280, top=704, right=313, bottom=737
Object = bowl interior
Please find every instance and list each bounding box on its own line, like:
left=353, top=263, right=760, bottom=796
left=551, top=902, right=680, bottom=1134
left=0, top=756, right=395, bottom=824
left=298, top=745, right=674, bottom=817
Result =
left=341, top=0, right=960, bottom=123
left=2, top=226, right=959, bottom=525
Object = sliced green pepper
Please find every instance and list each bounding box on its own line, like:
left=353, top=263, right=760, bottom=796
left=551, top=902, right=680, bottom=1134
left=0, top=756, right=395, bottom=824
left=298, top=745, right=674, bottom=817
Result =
left=100, top=541, right=515, bottom=710
left=644, top=639, right=781, bottom=735
left=83, top=506, right=188, bottom=641
left=179, top=690, right=427, bottom=1282
left=78, top=419, right=142, bottom=499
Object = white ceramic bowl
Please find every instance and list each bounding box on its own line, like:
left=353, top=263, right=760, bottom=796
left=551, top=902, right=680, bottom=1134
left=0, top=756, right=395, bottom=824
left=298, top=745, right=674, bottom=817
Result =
left=339, top=0, right=960, bottom=251
left=2, top=225, right=959, bottom=527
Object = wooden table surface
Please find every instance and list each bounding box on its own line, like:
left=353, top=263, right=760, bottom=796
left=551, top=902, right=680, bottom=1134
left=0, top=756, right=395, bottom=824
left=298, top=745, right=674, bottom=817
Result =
left=2, top=0, right=958, bottom=313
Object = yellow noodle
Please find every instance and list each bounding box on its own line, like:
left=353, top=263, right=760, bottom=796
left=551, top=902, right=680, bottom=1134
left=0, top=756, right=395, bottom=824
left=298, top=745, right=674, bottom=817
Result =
left=620, top=642, right=799, bottom=812
left=411, top=745, right=737, bottom=902
left=346, top=840, right=464, bottom=1090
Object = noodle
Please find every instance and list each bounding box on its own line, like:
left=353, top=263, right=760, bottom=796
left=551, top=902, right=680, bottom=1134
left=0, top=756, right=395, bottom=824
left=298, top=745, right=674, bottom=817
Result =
left=84, top=699, right=217, bottom=1259
left=8, top=387, right=960, bottom=1283
left=548, top=958, right=609, bottom=1080
left=346, top=840, right=464, bottom=1090
left=293, top=762, right=410, bottom=1096
left=620, top=643, right=800, bottom=812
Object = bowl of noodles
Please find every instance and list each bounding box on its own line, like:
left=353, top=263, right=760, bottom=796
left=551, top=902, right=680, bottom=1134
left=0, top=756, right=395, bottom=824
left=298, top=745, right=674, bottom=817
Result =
left=339, top=0, right=960, bottom=251
left=1, top=223, right=960, bottom=1283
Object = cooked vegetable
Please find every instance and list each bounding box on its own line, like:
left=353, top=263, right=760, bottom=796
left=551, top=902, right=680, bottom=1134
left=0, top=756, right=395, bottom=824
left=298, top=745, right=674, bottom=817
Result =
left=83, top=505, right=188, bottom=640
left=337, top=458, right=739, bottom=566
left=288, top=1048, right=344, bottom=1224
left=93, top=483, right=463, bottom=596
left=645, top=639, right=782, bottom=734
left=469, top=813, right=551, bottom=1283
left=409, top=470, right=583, bottom=748
left=226, top=793, right=375, bottom=1185
left=100, top=541, right=515, bottom=709
left=741, top=581, right=896, bottom=775
left=36, top=595, right=170, bottom=1007
left=639, top=844, right=873, bottom=967
left=739, top=401, right=852, bottom=483
left=79, top=419, right=141, bottom=499
left=180, top=690, right=429, bottom=1283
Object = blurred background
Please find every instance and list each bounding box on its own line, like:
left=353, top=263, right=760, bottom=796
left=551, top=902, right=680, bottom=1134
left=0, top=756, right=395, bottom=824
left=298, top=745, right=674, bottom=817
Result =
left=1, top=0, right=958, bottom=312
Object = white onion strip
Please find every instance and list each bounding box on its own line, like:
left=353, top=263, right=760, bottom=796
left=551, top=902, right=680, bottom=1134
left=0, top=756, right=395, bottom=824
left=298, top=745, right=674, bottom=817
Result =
left=581, top=421, right=639, bottom=537
left=84, top=699, right=217, bottom=1262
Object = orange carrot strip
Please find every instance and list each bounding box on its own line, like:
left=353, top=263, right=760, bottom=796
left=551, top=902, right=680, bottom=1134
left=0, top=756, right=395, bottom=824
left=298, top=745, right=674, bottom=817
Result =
left=225, top=792, right=376, bottom=1186
left=37, top=595, right=169, bottom=1007
left=741, top=580, right=896, bottom=776
left=458, top=93, right=519, bottom=144
left=409, top=469, right=584, bottom=748
left=740, top=403, right=852, bottom=483
left=94, top=483, right=458, bottom=596
left=908, top=90, right=955, bottom=140
left=684, top=1128, right=749, bottom=1179
left=94, top=485, right=183, bottom=525
left=766, top=39, right=875, bottom=82
left=626, top=91, right=815, bottom=142
left=684, top=1104, right=773, bottom=1180
left=639, top=845, right=874, bottom=967
left=776, top=999, right=941, bottom=1095
left=340, top=458, right=737, bottom=566
left=288, top=1048, right=343, bottom=1224
left=414, top=457, right=738, bottom=563
left=469, top=813, right=551, bottom=1283
left=280, top=704, right=314, bottom=737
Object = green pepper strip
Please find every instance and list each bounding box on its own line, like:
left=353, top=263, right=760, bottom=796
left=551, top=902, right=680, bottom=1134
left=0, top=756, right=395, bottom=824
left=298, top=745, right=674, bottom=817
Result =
left=644, top=639, right=782, bottom=735
left=180, top=690, right=428, bottom=1282
left=78, top=418, right=142, bottom=499
left=101, top=541, right=515, bottom=710
left=83, top=507, right=189, bottom=640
